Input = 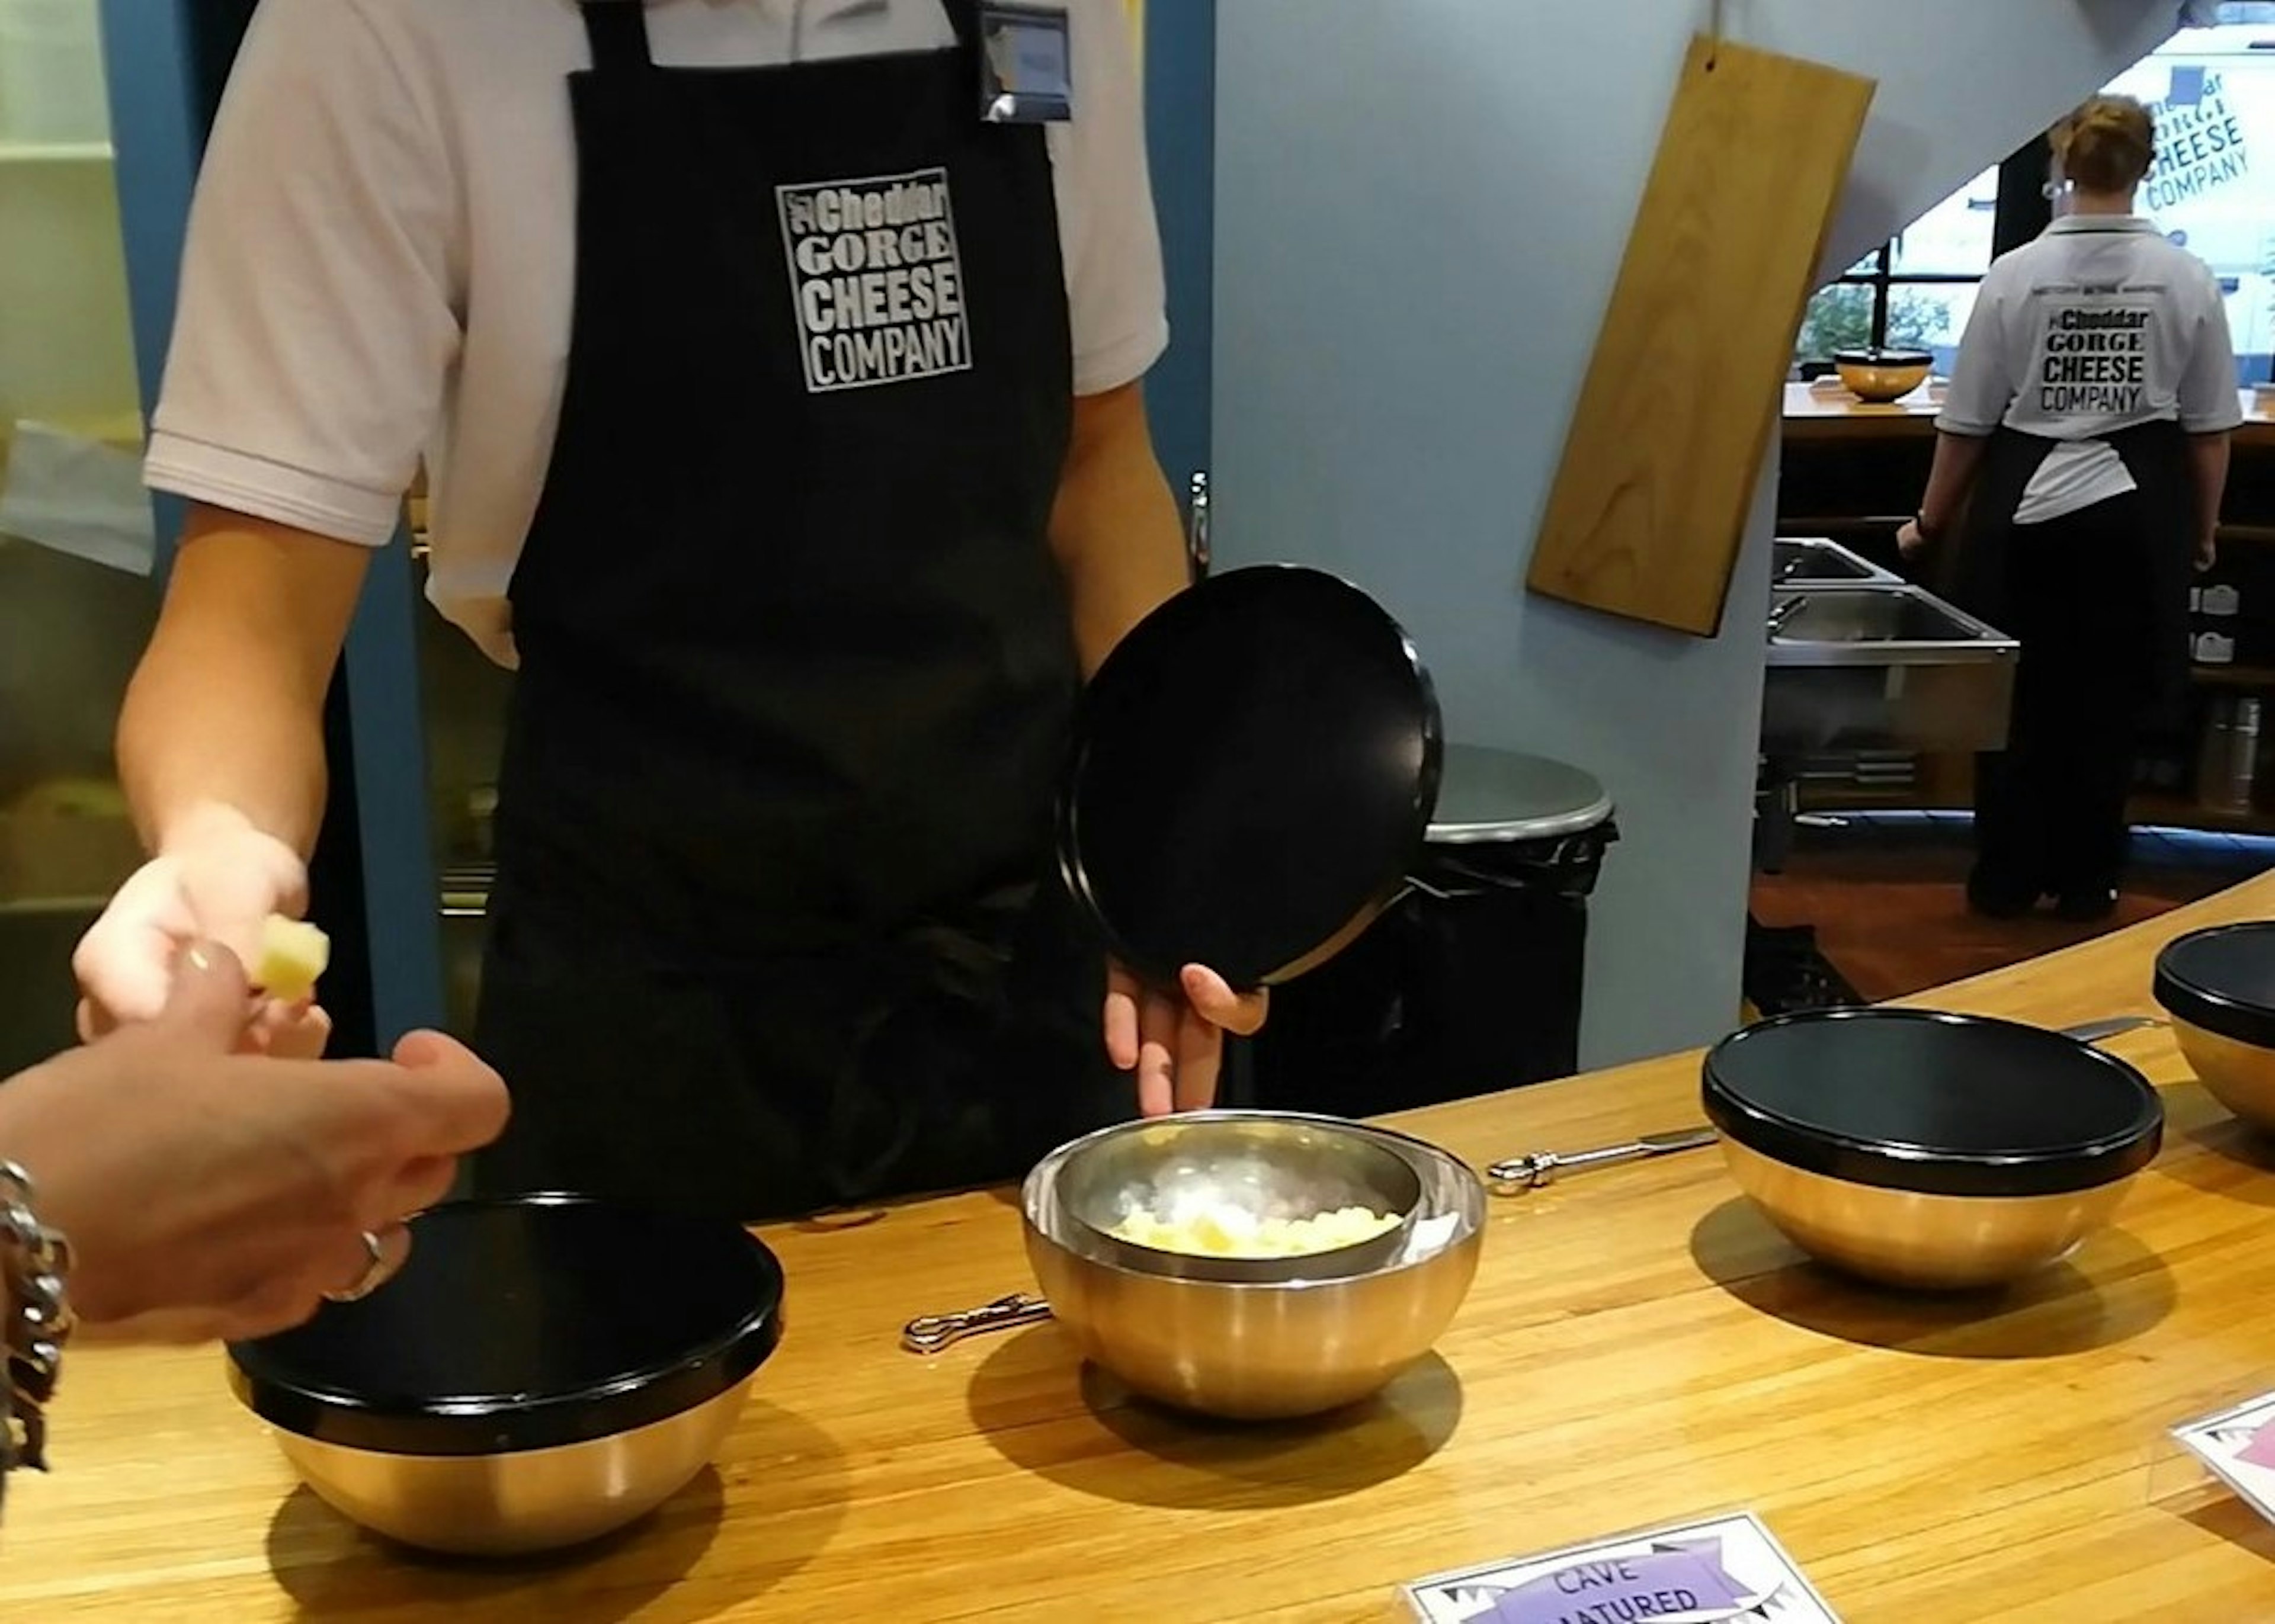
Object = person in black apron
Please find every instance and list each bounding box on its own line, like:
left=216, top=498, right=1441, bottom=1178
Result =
left=1900, top=95, right=2239, bottom=924
left=466, top=0, right=1254, bottom=1221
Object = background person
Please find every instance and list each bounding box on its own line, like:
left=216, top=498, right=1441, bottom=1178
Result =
left=1900, top=94, right=2238, bottom=922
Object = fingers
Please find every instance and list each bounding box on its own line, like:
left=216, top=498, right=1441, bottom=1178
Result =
left=1132, top=991, right=1178, bottom=1118
left=249, top=999, right=333, bottom=1061
left=1101, top=966, right=1142, bottom=1072
left=1179, top=965, right=1267, bottom=1036
left=1171, top=1007, right=1219, bottom=1113
left=154, top=942, right=258, bottom=1053
left=382, top=1030, right=512, bottom=1156
left=72, top=871, right=191, bottom=1029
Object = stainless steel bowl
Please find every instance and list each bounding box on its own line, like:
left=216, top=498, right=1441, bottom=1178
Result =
left=1022, top=1113, right=1485, bottom=1420
left=1704, top=1009, right=2161, bottom=1292
left=2156, top=923, right=2275, bottom=1134
left=1054, top=1111, right=1424, bottom=1283
left=1832, top=346, right=1933, bottom=403
left=1718, top=1139, right=2138, bottom=1291
left=2171, top=1020, right=2275, bottom=1131
left=227, top=1195, right=783, bottom=1557
left=261, top=1382, right=754, bottom=1556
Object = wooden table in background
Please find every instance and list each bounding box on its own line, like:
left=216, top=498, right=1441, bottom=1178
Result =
left=1782, top=380, right=2275, bottom=448
left=10, top=879, right=2275, bottom=1619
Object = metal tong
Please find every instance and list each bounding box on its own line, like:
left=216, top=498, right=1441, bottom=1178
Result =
left=901, top=1292, right=1052, bottom=1355
left=1483, top=1015, right=2164, bottom=1196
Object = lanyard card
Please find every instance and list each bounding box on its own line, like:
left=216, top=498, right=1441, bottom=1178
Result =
left=978, top=1, right=1072, bottom=124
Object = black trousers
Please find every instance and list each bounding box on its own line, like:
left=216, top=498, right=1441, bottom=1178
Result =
left=1972, top=492, right=2155, bottom=903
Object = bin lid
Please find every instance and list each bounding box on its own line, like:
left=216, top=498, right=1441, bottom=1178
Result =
left=1425, top=744, right=1612, bottom=845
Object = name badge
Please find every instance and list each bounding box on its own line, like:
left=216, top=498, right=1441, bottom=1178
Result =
left=978, top=2, right=1073, bottom=124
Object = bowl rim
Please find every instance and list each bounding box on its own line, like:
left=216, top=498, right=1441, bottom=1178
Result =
left=1702, top=1009, right=2164, bottom=1197
left=1024, top=1111, right=1483, bottom=1292
left=1831, top=346, right=1934, bottom=367
left=2155, top=922, right=2275, bottom=1050
left=1053, top=1109, right=1426, bottom=1280
left=225, top=1193, right=785, bottom=1458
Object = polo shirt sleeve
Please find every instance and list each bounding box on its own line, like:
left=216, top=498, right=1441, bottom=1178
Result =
left=1056, top=1, right=1168, bottom=397
left=1934, top=268, right=2016, bottom=438
left=142, top=0, right=463, bottom=547
left=2178, top=262, right=2246, bottom=433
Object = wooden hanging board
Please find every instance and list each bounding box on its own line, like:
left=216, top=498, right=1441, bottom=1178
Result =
left=1524, top=34, right=1876, bottom=637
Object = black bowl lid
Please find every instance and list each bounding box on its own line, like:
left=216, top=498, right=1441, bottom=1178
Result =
left=1702, top=1009, right=2162, bottom=1196
left=2155, top=923, right=2275, bottom=1049
left=227, top=1195, right=784, bottom=1457
left=1058, top=564, right=1442, bottom=991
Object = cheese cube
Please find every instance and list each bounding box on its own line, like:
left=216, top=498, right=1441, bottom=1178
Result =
left=255, top=915, right=331, bottom=1003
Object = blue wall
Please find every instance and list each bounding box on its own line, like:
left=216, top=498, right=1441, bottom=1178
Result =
left=1209, top=1, right=2182, bottom=1068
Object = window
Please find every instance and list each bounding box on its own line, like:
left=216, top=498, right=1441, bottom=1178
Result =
left=1793, top=163, right=2021, bottom=373
left=1796, top=2, right=2275, bottom=384
left=2103, top=14, right=2275, bottom=384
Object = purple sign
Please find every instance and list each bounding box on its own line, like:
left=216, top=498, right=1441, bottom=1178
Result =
left=2235, top=1418, right=2275, bottom=1469
left=1485, top=1542, right=1754, bottom=1624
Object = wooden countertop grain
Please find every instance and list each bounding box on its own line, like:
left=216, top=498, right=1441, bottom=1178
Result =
left=8, top=877, right=2275, bottom=1620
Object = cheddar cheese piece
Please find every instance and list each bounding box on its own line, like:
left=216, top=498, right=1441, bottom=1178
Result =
left=255, top=915, right=331, bottom=1003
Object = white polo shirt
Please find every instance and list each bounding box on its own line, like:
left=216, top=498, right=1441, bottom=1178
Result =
left=142, top=0, right=1168, bottom=666
left=1936, top=214, right=2241, bottom=526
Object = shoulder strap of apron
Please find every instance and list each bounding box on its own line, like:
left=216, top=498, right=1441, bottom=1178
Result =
left=579, top=0, right=654, bottom=72
left=944, top=0, right=982, bottom=50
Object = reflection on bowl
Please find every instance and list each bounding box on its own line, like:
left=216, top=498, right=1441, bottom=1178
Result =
left=2157, top=922, right=2275, bottom=1134
left=1703, top=1010, right=2162, bottom=1291
left=1833, top=346, right=1933, bottom=403
left=1023, top=1113, right=1485, bottom=1420
left=1053, top=1111, right=1424, bottom=1284
left=226, top=1195, right=784, bottom=1556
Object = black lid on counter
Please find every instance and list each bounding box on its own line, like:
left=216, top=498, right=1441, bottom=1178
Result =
left=228, top=1194, right=784, bottom=1457
left=2155, top=922, right=2275, bottom=1049
left=1703, top=1009, right=2162, bottom=1197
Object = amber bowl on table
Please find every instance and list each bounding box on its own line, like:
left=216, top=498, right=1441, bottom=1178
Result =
left=2157, top=922, right=2275, bottom=1134
left=1703, top=1010, right=2162, bottom=1291
left=226, top=1194, right=783, bottom=1556
left=1832, top=345, right=1933, bottom=403
left=1023, top=1111, right=1484, bottom=1420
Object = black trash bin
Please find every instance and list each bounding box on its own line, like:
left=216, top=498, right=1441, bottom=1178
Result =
left=1243, top=744, right=1616, bottom=1117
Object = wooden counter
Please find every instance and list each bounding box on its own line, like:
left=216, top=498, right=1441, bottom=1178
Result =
left=9, top=881, right=2275, bottom=1620
left=1783, top=380, right=2275, bottom=448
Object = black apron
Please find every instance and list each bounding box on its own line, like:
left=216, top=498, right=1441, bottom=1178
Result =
left=1941, top=418, right=2199, bottom=900
left=1943, top=417, right=2197, bottom=727
left=468, top=0, right=1124, bottom=1222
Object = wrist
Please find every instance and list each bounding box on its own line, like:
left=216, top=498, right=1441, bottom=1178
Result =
left=154, top=800, right=263, bottom=857
left=1914, top=510, right=1949, bottom=541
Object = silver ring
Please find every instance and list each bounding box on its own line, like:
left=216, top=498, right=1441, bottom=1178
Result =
left=323, top=1228, right=399, bottom=1304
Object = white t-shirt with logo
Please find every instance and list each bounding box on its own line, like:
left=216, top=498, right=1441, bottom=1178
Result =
left=142, top=0, right=1167, bottom=666
left=1936, top=214, right=2242, bottom=526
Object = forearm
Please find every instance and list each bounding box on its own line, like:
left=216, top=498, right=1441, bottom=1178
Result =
left=1917, top=432, right=1989, bottom=536
left=2189, top=432, right=2232, bottom=549
left=118, top=505, right=371, bottom=858
left=1049, top=383, right=1190, bottom=679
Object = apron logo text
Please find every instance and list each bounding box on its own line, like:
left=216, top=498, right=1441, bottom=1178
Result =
left=778, top=170, right=973, bottom=393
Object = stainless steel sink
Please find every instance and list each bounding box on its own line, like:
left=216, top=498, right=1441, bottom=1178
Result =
left=1771, top=536, right=1897, bottom=586
left=1761, top=583, right=2017, bottom=756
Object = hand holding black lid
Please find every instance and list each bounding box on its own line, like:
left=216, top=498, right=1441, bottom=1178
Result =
left=1063, top=564, right=1443, bottom=1118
